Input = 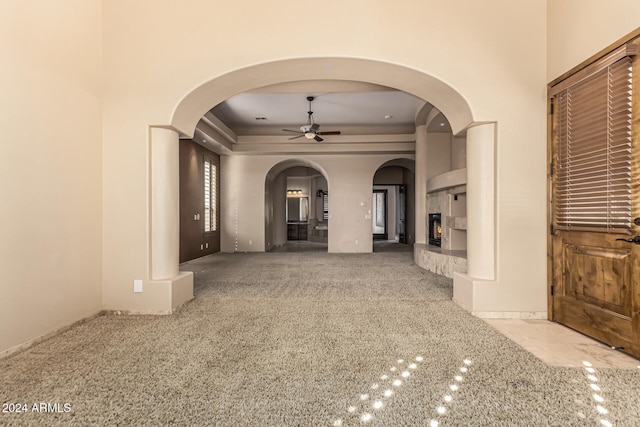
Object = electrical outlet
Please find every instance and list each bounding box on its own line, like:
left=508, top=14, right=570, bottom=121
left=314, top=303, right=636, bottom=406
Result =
left=134, top=280, right=143, bottom=293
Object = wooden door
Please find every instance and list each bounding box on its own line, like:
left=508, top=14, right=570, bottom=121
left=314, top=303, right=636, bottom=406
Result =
left=549, top=40, right=640, bottom=358
left=551, top=231, right=640, bottom=356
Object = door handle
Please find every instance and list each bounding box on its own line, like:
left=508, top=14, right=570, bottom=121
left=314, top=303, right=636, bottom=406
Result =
left=615, top=236, right=640, bottom=245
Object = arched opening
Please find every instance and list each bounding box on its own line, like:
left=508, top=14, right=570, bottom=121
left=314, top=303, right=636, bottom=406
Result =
left=372, top=159, right=415, bottom=252
left=171, top=58, right=473, bottom=137
left=265, top=159, right=329, bottom=253
left=150, top=57, right=495, bottom=314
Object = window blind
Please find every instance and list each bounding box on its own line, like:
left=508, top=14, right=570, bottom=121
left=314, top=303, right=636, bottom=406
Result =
left=552, top=53, right=633, bottom=232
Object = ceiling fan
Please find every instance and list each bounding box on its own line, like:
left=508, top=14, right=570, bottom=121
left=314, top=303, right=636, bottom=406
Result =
left=282, top=96, right=341, bottom=142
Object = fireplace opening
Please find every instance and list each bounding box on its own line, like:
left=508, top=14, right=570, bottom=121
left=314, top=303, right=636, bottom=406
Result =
left=428, top=213, right=442, bottom=246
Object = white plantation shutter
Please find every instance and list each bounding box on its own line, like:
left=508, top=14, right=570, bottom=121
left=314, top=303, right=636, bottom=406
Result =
left=323, top=193, right=329, bottom=220
left=551, top=46, right=635, bottom=232
left=204, top=158, right=217, bottom=232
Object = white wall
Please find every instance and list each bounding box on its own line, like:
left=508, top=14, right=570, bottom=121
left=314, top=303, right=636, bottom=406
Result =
left=221, top=154, right=413, bottom=253
left=547, top=0, right=640, bottom=81
left=0, top=1, right=103, bottom=354
left=99, top=0, right=548, bottom=315
left=426, top=133, right=453, bottom=180
left=452, top=135, right=466, bottom=171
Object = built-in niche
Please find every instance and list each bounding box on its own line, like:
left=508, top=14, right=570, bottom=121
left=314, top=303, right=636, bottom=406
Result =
left=424, top=167, right=467, bottom=252
left=447, top=192, right=467, bottom=251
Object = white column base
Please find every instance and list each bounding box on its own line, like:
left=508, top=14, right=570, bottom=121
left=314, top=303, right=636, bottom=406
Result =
left=453, top=272, right=546, bottom=319
left=452, top=272, right=478, bottom=313
left=126, top=271, right=194, bottom=314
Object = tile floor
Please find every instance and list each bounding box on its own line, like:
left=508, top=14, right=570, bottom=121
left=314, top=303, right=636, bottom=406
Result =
left=485, top=319, right=640, bottom=369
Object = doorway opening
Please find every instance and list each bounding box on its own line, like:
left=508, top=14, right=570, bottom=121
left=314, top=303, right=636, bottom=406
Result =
left=265, top=161, right=328, bottom=253
left=372, top=159, right=415, bottom=251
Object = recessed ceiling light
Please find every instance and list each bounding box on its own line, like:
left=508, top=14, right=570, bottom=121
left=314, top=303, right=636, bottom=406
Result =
left=440, top=122, right=445, bottom=126
left=384, top=115, right=393, bottom=119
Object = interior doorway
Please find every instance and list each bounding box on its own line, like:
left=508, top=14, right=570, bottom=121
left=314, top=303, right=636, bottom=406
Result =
left=264, top=162, right=328, bottom=252
left=372, top=160, right=415, bottom=247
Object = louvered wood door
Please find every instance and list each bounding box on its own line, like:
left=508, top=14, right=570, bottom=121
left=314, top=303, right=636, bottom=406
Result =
left=550, top=42, right=640, bottom=358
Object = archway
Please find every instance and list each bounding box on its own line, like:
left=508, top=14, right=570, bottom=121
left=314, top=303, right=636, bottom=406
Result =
left=264, top=159, right=329, bottom=252
left=150, top=57, right=495, bottom=314
left=171, top=58, right=473, bottom=137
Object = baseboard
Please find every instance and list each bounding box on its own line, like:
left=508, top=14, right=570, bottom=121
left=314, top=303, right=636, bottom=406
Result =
left=103, top=309, right=174, bottom=315
left=471, top=311, right=548, bottom=320
left=0, top=310, right=105, bottom=360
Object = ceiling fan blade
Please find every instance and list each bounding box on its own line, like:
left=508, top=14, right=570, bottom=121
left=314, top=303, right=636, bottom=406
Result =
left=318, top=131, right=341, bottom=135
left=310, top=123, right=320, bottom=132
left=314, top=135, right=323, bottom=142
left=288, top=134, right=305, bottom=140
left=282, top=129, right=302, bottom=133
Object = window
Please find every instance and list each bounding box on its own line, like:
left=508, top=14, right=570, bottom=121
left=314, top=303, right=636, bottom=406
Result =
left=204, top=158, right=217, bottom=232
left=323, top=192, right=329, bottom=221
left=550, top=45, right=635, bottom=232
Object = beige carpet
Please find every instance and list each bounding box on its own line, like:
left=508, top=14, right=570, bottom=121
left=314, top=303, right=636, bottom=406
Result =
left=1, top=251, right=639, bottom=426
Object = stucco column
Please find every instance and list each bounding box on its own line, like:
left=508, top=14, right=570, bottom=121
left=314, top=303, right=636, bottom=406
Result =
left=414, top=124, right=428, bottom=244
left=466, top=123, right=495, bottom=280
left=150, top=127, right=180, bottom=280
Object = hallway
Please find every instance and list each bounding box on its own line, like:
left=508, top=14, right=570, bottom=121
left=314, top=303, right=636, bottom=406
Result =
left=1, top=251, right=638, bottom=426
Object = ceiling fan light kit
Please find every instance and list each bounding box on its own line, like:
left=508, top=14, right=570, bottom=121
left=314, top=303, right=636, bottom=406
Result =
left=282, top=96, right=341, bottom=142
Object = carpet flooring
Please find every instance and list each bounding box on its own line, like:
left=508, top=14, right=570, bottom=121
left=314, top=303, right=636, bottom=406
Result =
left=1, top=250, right=639, bottom=426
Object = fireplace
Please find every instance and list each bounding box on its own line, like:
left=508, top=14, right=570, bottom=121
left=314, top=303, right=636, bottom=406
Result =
left=428, top=213, right=442, bottom=246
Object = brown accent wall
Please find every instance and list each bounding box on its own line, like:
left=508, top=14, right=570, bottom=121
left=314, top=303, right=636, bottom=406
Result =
left=179, top=139, right=220, bottom=263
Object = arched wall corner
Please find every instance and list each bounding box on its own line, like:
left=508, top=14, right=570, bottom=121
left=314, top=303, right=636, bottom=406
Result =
left=374, top=157, right=416, bottom=174
left=170, top=57, right=474, bottom=138
left=452, top=121, right=498, bottom=314
left=265, top=158, right=330, bottom=184
left=147, top=126, right=194, bottom=313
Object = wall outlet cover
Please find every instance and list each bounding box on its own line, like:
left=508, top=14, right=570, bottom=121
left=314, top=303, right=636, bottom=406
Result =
left=134, top=280, right=143, bottom=293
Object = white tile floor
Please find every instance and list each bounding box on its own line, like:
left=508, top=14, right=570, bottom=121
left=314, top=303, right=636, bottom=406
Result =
left=484, top=319, right=640, bottom=369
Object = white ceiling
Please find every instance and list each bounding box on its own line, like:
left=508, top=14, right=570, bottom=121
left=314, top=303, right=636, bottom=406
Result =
left=208, top=82, right=452, bottom=138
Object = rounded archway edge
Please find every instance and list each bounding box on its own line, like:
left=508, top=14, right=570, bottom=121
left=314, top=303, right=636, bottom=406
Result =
left=265, top=158, right=330, bottom=184
left=171, top=57, right=474, bottom=137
